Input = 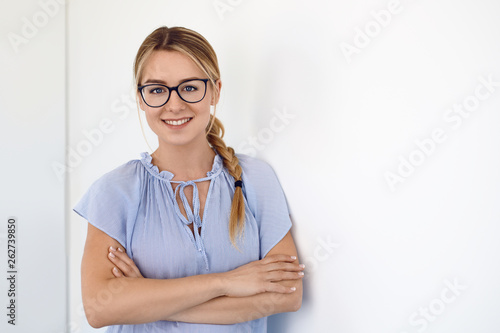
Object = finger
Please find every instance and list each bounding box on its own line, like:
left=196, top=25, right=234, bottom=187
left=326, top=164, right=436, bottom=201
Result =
left=110, top=247, right=136, bottom=267
left=109, top=246, right=126, bottom=254
left=262, top=254, right=297, bottom=265
left=264, top=282, right=297, bottom=294
left=113, top=260, right=138, bottom=277
left=108, top=250, right=122, bottom=264
left=265, top=262, right=305, bottom=273
left=109, top=247, right=143, bottom=278
left=112, top=266, right=124, bottom=277
left=108, top=252, right=139, bottom=277
left=266, top=270, right=305, bottom=282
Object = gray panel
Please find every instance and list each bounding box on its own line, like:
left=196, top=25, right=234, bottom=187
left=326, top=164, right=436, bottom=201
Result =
left=0, top=0, right=66, bottom=332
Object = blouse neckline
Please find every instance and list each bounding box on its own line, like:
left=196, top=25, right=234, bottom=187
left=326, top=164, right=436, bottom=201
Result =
left=139, top=151, right=224, bottom=182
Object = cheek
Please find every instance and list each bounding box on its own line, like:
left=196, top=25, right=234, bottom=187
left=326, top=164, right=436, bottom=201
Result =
left=194, top=103, right=212, bottom=123
left=143, top=114, right=155, bottom=132
left=143, top=110, right=162, bottom=131
left=203, top=110, right=213, bottom=129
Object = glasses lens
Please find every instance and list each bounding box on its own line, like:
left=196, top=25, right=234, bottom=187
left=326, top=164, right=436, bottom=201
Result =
left=178, top=80, right=206, bottom=103
left=142, top=85, right=170, bottom=107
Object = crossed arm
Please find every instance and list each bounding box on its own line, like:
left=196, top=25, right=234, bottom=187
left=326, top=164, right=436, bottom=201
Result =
left=81, top=223, right=303, bottom=328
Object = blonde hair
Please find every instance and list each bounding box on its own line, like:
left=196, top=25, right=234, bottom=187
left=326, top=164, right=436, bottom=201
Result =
left=133, top=26, right=245, bottom=249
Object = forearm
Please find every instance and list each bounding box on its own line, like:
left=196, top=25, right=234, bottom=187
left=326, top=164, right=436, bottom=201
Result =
left=84, top=273, right=224, bottom=328
left=166, top=293, right=286, bottom=324
left=166, top=279, right=303, bottom=324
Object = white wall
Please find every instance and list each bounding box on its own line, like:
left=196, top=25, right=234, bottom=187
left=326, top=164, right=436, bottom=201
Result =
left=0, top=0, right=66, bottom=332
left=2, top=0, right=500, bottom=332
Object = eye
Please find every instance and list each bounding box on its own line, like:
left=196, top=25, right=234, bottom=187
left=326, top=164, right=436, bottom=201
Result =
left=149, top=87, right=165, bottom=94
left=183, top=85, right=198, bottom=92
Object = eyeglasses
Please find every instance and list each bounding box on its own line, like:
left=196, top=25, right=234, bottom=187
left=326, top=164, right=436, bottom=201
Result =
left=138, top=79, right=209, bottom=108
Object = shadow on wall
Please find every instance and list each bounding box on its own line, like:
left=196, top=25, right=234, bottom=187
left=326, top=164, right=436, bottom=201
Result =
left=252, top=29, right=317, bottom=333
left=268, top=221, right=312, bottom=332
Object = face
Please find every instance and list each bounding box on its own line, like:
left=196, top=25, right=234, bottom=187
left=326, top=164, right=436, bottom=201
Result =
left=138, top=50, right=221, bottom=148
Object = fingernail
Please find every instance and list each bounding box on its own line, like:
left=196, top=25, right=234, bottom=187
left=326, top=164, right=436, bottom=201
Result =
left=117, top=247, right=123, bottom=253
left=291, top=256, right=297, bottom=260
left=110, top=246, right=115, bottom=252
left=290, top=287, right=296, bottom=292
left=113, top=267, right=119, bottom=273
left=299, top=264, right=305, bottom=269
left=298, top=271, right=304, bottom=276
left=109, top=252, right=115, bottom=258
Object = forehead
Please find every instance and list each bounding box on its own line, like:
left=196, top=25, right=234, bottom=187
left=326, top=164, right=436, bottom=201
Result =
left=142, top=50, right=205, bottom=84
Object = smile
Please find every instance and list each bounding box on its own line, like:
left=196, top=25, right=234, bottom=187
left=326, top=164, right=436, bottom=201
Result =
left=163, top=118, right=192, bottom=126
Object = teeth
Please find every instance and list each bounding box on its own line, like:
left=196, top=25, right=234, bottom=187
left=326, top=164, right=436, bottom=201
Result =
left=164, top=118, right=191, bottom=125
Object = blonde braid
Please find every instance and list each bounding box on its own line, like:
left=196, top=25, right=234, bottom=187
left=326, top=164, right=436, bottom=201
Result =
left=206, top=115, right=245, bottom=249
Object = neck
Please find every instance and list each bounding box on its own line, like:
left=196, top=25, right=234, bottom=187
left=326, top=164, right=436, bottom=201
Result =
left=151, top=136, right=216, bottom=181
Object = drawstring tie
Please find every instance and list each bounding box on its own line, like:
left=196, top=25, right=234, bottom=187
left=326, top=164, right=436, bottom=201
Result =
left=173, top=181, right=209, bottom=270
left=170, top=167, right=222, bottom=271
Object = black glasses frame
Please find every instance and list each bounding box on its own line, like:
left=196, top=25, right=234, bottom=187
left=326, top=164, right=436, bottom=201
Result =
left=138, top=78, right=210, bottom=108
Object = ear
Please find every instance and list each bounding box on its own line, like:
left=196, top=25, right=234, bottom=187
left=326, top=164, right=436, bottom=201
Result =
left=211, top=79, right=222, bottom=105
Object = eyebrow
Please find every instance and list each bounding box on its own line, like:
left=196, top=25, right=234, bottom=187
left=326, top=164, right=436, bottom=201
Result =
left=142, top=77, right=203, bottom=85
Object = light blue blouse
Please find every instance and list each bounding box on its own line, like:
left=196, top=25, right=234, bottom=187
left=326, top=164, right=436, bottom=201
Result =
left=73, top=151, right=292, bottom=332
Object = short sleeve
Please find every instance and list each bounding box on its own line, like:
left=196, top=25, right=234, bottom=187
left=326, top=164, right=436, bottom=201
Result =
left=238, top=155, right=292, bottom=259
left=73, top=163, right=140, bottom=249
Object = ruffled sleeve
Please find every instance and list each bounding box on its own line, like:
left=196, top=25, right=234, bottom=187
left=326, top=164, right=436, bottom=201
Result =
left=73, top=161, right=141, bottom=249
left=238, top=154, right=292, bottom=259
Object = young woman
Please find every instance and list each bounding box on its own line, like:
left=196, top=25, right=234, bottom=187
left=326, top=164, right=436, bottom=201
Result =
left=74, top=26, right=303, bottom=332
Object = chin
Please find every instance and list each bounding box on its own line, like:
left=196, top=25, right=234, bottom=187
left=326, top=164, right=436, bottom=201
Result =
left=159, top=137, right=193, bottom=147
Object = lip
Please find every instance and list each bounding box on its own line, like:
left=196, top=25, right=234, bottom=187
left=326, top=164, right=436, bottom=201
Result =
left=162, top=117, right=193, bottom=129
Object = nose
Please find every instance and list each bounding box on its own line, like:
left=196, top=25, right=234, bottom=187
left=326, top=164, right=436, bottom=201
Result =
left=165, top=89, right=185, bottom=112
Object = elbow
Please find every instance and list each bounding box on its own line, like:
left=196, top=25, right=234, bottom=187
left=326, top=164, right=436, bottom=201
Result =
left=82, top=294, right=118, bottom=329
left=83, top=301, right=106, bottom=329
left=288, top=291, right=302, bottom=312
left=289, top=299, right=302, bottom=312
left=287, top=280, right=303, bottom=312
left=292, top=298, right=302, bottom=312
left=277, top=283, right=302, bottom=313
left=83, top=297, right=120, bottom=328
left=88, top=319, right=105, bottom=330
left=83, top=294, right=123, bottom=328
left=82, top=278, right=128, bottom=328
left=82, top=285, right=116, bottom=328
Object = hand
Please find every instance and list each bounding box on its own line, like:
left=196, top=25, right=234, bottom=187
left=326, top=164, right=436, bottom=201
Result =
left=107, top=246, right=144, bottom=278
left=220, top=254, right=305, bottom=297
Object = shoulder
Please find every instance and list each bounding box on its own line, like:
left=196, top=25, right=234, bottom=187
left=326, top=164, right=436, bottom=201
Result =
left=73, top=158, right=144, bottom=248
left=236, top=153, right=277, bottom=181
left=235, top=154, right=291, bottom=226
left=86, top=159, right=143, bottom=197
left=236, top=153, right=286, bottom=205
left=93, top=159, right=141, bottom=184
